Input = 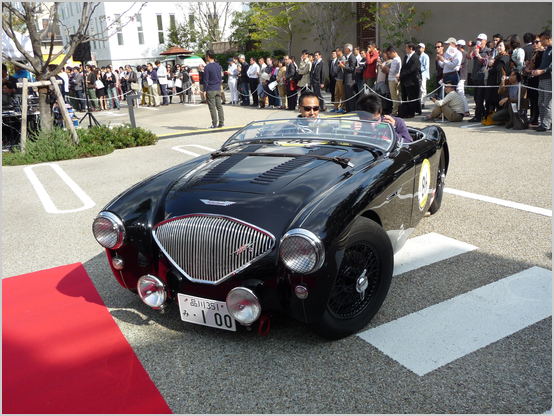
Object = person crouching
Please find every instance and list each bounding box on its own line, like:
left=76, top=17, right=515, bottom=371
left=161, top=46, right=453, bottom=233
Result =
left=422, top=82, right=465, bottom=122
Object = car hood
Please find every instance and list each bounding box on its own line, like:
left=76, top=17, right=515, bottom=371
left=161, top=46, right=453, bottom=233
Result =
left=163, top=144, right=372, bottom=228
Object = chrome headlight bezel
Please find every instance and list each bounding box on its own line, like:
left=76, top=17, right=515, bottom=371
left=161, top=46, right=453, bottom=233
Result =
left=137, top=275, right=167, bottom=309
left=92, top=211, right=126, bottom=249
left=226, top=287, right=261, bottom=324
left=280, top=229, right=325, bottom=274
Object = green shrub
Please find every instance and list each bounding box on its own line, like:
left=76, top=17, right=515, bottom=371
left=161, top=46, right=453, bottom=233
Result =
left=2, top=124, right=158, bottom=166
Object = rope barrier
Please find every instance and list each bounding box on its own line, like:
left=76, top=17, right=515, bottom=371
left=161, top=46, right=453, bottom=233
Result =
left=31, top=78, right=554, bottom=109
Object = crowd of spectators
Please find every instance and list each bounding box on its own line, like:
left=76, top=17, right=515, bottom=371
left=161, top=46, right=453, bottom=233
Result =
left=3, top=28, right=551, bottom=132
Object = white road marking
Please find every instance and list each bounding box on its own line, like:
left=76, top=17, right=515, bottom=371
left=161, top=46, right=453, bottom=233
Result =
left=394, top=233, right=477, bottom=276
left=358, top=266, right=552, bottom=376
left=459, top=124, right=497, bottom=129
left=23, top=163, right=96, bottom=214
left=172, top=144, right=216, bottom=156
left=140, top=107, right=159, bottom=111
left=445, top=188, right=552, bottom=217
left=103, top=111, right=124, bottom=116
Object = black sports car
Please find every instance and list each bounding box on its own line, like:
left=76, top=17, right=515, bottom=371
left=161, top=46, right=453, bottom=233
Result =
left=93, top=114, right=448, bottom=339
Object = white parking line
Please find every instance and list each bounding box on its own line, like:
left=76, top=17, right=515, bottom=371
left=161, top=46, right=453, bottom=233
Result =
left=23, top=163, right=96, bottom=214
left=172, top=144, right=216, bottom=156
left=445, top=188, right=552, bottom=217
left=459, top=124, right=497, bottom=129
left=358, top=266, right=552, bottom=376
left=393, top=233, right=477, bottom=276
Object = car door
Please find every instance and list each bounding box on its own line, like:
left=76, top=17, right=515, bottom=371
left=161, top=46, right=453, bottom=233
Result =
left=404, top=126, right=443, bottom=228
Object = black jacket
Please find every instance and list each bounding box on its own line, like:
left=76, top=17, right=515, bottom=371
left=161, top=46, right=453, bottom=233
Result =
left=399, top=53, right=420, bottom=88
left=310, top=59, right=324, bottom=84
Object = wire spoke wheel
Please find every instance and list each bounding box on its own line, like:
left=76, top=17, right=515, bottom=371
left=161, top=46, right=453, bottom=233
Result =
left=328, top=242, right=380, bottom=319
left=314, top=217, right=393, bottom=340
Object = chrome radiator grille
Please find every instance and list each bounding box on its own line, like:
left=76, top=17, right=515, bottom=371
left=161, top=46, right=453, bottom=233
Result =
left=153, top=215, right=275, bottom=285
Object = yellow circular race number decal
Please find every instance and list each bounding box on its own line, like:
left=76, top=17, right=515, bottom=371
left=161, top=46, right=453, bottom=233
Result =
left=418, top=159, right=431, bottom=210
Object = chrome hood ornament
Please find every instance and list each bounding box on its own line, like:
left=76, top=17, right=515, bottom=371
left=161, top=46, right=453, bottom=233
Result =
left=200, top=199, right=236, bottom=207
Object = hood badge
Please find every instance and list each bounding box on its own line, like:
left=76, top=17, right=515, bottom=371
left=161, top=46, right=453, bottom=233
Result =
left=200, top=199, right=236, bottom=207
left=231, top=243, right=254, bottom=256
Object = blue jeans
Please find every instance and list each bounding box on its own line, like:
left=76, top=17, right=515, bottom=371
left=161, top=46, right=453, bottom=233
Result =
left=160, top=84, right=168, bottom=105
left=75, top=90, right=85, bottom=111
left=241, top=81, right=250, bottom=104
left=107, top=87, right=119, bottom=109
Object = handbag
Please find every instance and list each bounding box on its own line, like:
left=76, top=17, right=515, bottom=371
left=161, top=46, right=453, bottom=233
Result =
left=130, top=82, right=140, bottom=91
left=167, top=80, right=174, bottom=88
left=482, top=112, right=496, bottom=125
left=175, top=79, right=182, bottom=88
left=95, top=79, right=104, bottom=89
left=511, top=104, right=529, bottom=130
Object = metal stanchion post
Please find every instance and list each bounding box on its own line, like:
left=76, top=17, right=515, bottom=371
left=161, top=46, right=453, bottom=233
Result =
left=441, top=84, right=445, bottom=122
left=126, top=94, right=141, bottom=129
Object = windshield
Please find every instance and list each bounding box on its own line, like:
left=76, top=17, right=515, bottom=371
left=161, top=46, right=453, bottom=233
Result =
left=224, top=114, right=396, bottom=152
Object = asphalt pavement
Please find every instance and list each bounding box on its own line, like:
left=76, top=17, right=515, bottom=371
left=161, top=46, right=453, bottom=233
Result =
left=2, top=88, right=552, bottom=413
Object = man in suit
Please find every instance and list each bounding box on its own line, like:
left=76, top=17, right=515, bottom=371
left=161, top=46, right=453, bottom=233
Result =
left=398, top=41, right=421, bottom=118
left=328, top=50, right=337, bottom=104
left=310, top=51, right=326, bottom=111
left=341, top=43, right=358, bottom=112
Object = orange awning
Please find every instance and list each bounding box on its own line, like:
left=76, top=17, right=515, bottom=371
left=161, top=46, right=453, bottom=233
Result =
left=43, top=54, right=75, bottom=67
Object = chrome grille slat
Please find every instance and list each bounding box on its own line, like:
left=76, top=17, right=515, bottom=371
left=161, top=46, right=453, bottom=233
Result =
left=153, top=214, right=275, bottom=285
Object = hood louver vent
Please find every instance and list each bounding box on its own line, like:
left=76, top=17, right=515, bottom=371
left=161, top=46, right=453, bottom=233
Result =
left=200, top=144, right=262, bottom=183
left=251, top=147, right=336, bottom=185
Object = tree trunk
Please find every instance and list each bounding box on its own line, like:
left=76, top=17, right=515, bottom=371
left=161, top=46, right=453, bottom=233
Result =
left=37, top=86, right=52, bottom=131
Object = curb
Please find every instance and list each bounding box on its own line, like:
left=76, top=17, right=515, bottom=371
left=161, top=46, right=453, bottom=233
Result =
left=156, top=125, right=245, bottom=139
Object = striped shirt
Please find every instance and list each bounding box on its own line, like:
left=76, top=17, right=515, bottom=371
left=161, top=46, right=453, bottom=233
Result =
left=435, top=90, right=465, bottom=114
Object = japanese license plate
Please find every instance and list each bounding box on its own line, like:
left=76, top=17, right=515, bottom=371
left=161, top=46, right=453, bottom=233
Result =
left=177, top=294, right=236, bottom=331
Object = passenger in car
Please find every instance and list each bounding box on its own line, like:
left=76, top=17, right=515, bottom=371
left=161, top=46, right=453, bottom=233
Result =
left=355, top=93, right=412, bottom=143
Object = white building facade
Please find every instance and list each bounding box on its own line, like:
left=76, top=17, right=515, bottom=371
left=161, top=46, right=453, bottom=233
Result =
left=59, top=2, right=184, bottom=68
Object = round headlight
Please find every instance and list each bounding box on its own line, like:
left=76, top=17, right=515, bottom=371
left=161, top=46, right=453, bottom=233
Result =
left=137, top=275, right=167, bottom=309
left=226, top=287, right=261, bottom=324
left=92, top=212, right=126, bottom=249
left=280, top=229, right=325, bottom=274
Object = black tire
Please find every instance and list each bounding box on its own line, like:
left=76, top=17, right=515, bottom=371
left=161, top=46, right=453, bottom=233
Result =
left=429, top=151, right=446, bottom=215
left=314, top=217, right=393, bottom=340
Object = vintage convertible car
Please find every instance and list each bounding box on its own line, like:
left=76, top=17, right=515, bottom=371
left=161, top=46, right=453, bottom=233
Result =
left=93, top=114, right=448, bottom=339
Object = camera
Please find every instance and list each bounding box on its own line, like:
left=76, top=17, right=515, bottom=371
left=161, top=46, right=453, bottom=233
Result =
left=468, top=40, right=480, bottom=47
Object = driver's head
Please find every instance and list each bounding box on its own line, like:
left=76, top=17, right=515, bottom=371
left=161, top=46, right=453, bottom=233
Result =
left=355, top=93, right=383, bottom=121
left=299, top=91, right=320, bottom=118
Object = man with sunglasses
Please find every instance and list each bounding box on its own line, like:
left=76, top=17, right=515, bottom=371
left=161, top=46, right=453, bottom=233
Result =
left=434, top=42, right=444, bottom=92
left=298, top=91, right=320, bottom=118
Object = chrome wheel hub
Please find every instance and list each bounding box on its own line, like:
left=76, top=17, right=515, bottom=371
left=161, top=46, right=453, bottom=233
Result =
left=356, top=269, right=368, bottom=300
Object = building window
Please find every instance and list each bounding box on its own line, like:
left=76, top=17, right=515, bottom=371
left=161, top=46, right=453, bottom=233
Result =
left=157, top=14, right=164, bottom=44
left=69, top=2, right=73, bottom=16
left=170, top=14, right=176, bottom=29
left=115, top=14, right=123, bottom=45
left=137, top=14, right=144, bottom=45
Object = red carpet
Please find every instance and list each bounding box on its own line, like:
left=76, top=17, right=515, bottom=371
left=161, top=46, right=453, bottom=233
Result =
left=2, top=263, right=172, bottom=414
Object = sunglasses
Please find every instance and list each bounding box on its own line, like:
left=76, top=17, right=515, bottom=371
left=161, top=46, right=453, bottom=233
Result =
left=435, top=46, right=442, bottom=49
left=302, top=106, right=319, bottom=112
left=534, top=40, right=541, bottom=44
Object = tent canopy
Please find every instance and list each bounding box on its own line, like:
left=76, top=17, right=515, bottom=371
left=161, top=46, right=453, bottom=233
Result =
left=2, top=30, right=34, bottom=60
left=160, top=46, right=194, bottom=56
